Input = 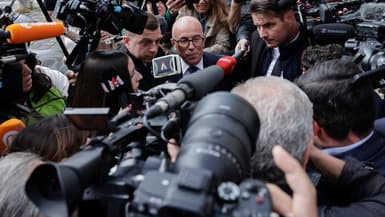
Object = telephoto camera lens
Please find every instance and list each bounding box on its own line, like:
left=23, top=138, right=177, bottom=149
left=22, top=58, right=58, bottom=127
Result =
left=175, top=91, right=260, bottom=184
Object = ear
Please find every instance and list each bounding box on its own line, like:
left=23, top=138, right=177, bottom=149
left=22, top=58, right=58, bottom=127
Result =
left=302, top=138, right=314, bottom=167
left=123, top=36, right=129, bottom=44
left=313, top=120, right=320, bottom=137
left=171, top=38, right=176, bottom=47
left=283, top=10, right=295, bottom=22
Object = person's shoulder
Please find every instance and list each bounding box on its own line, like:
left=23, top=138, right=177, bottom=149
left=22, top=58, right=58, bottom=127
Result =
left=202, top=52, right=222, bottom=67
left=203, top=52, right=222, bottom=61
left=375, top=118, right=385, bottom=134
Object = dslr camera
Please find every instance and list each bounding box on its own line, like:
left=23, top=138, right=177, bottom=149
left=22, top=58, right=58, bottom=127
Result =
left=53, top=0, right=148, bottom=35
left=25, top=92, right=272, bottom=217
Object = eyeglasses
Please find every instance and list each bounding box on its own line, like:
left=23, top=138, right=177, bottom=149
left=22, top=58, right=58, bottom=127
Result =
left=173, top=36, right=204, bottom=48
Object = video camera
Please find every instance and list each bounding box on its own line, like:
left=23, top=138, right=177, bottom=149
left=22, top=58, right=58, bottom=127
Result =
left=53, top=0, right=147, bottom=35
left=301, top=0, right=385, bottom=73
left=25, top=91, right=272, bottom=217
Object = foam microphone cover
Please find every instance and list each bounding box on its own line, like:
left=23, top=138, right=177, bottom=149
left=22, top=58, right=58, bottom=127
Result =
left=0, top=118, right=25, bottom=153
left=6, top=22, right=65, bottom=44
left=312, top=23, right=355, bottom=43
left=216, top=56, right=237, bottom=76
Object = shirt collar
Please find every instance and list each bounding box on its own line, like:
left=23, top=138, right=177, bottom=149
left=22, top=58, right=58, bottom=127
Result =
left=181, top=58, right=204, bottom=75
left=323, top=131, right=374, bottom=155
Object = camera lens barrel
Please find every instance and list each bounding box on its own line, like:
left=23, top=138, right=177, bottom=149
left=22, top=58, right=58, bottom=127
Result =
left=175, top=92, right=260, bottom=184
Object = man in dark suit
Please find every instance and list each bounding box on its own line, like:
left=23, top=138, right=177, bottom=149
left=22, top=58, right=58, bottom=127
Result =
left=120, top=12, right=166, bottom=91
left=240, top=0, right=309, bottom=81
left=296, top=59, right=385, bottom=177
left=170, top=15, right=240, bottom=91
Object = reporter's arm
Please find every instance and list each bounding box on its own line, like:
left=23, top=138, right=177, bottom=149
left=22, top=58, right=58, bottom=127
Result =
left=318, top=158, right=385, bottom=217
left=309, top=144, right=345, bottom=182
left=310, top=145, right=385, bottom=217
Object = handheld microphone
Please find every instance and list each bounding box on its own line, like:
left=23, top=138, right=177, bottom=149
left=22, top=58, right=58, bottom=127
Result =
left=216, top=50, right=244, bottom=75
left=145, top=52, right=241, bottom=118
left=145, top=65, right=224, bottom=118
left=0, top=118, right=25, bottom=154
left=2, top=22, right=65, bottom=44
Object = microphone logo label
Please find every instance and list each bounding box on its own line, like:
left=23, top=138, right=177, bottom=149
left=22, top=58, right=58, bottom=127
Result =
left=100, top=75, right=125, bottom=93
left=2, top=130, right=19, bottom=146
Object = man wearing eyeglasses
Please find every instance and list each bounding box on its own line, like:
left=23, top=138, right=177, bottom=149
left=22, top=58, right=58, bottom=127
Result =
left=171, top=16, right=221, bottom=76
left=170, top=15, right=242, bottom=90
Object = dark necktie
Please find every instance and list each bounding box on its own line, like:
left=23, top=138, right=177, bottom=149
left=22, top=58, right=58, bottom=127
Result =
left=186, top=65, right=199, bottom=75
left=271, top=57, right=282, bottom=77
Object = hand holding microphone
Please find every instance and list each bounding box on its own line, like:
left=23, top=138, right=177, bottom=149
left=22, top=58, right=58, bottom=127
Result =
left=0, top=22, right=65, bottom=44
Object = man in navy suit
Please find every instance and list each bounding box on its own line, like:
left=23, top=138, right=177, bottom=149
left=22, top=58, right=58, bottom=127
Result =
left=239, top=0, right=309, bottom=81
left=296, top=59, right=385, bottom=177
left=170, top=16, right=240, bottom=90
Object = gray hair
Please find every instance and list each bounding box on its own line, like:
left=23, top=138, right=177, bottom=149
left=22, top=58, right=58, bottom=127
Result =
left=0, top=152, right=43, bottom=217
left=231, top=76, right=313, bottom=186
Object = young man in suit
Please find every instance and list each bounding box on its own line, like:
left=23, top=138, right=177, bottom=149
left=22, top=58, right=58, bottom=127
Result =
left=232, top=76, right=385, bottom=217
left=296, top=59, right=385, bottom=177
left=241, top=0, right=309, bottom=81
left=122, top=12, right=165, bottom=91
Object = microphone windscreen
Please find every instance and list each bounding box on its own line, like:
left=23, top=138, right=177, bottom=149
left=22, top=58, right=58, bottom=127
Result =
left=6, top=22, right=65, bottom=44
left=178, top=65, right=224, bottom=99
left=216, top=56, right=237, bottom=76
left=312, top=23, right=355, bottom=43
left=0, top=118, right=25, bottom=154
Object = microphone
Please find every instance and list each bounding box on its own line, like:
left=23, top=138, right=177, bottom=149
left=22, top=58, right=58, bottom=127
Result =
left=312, top=23, right=355, bottom=44
left=216, top=50, right=244, bottom=75
left=0, top=118, right=25, bottom=154
left=1, top=22, right=65, bottom=44
left=145, top=53, right=240, bottom=118
left=145, top=65, right=224, bottom=118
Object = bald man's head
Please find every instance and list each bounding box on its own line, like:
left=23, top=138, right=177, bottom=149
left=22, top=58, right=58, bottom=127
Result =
left=172, top=16, right=203, bottom=38
left=171, top=16, right=205, bottom=66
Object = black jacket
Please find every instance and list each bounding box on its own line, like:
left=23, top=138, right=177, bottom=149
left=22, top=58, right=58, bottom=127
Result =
left=244, top=23, right=309, bottom=81
left=118, top=44, right=166, bottom=91
left=316, top=158, right=385, bottom=217
left=329, top=118, right=385, bottom=177
left=167, top=52, right=241, bottom=91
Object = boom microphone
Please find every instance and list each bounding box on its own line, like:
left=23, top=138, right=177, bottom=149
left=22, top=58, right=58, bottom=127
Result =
left=0, top=118, right=25, bottom=154
left=1, top=22, right=65, bottom=44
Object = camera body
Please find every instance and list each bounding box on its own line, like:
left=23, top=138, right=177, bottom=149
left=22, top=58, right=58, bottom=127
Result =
left=26, top=91, right=269, bottom=217
left=130, top=168, right=271, bottom=217
left=53, top=0, right=148, bottom=35
left=304, top=1, right=385, bottom=71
